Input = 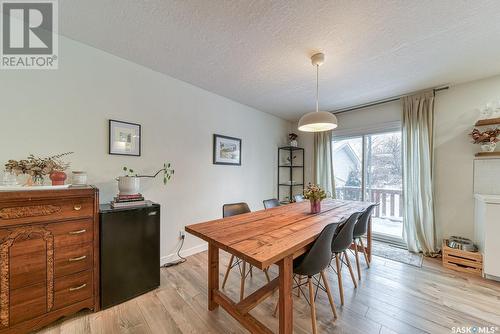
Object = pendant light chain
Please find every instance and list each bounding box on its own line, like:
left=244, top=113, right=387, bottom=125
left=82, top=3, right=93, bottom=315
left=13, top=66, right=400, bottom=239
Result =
left=316, top=64, right=319, bottom=113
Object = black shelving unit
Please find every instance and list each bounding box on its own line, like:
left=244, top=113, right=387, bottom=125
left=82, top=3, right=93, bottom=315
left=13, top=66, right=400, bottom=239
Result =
left=277, top=146, right=305, bottom=203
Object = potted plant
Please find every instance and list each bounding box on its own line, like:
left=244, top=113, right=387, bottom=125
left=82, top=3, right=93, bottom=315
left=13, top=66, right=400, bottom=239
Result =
left=289, top=133, right=298, bottom=147
left=117, top=162, right=174, bottom=195
left=303, top=183, right=327, bottom=214
left=470, top=128, right=500, bottom=152
left=4, top=152, right=73, bottom=186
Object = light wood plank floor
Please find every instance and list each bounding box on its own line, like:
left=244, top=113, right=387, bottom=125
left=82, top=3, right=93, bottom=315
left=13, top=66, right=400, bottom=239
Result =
left=39, top=250, right=500, bottom=334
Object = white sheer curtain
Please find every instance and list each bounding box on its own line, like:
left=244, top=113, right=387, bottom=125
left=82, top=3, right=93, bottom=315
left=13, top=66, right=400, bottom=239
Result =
left=313, top=131, right=336, bottom=198
left=401, top=91, right=438, bottom=256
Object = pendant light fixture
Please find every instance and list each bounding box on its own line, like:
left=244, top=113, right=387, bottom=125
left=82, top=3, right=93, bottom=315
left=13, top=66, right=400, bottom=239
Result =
left=298, top=53, right=338, bottom=132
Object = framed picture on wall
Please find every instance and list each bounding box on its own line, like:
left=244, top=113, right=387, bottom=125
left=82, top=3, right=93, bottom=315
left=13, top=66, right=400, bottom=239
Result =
left=213, top=134, right=241, bottom=165
left=109, top=119, right=141, bottom=156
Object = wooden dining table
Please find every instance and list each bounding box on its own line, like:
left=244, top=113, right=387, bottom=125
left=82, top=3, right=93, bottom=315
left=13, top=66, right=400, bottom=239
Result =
left=185, top=199, right=374, bottom=334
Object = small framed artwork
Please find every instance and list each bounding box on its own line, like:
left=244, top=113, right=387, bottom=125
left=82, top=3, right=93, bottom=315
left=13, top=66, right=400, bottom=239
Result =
left=109, top=119, right=141, bottom=156
left=213, top=134, right=241, bottom=165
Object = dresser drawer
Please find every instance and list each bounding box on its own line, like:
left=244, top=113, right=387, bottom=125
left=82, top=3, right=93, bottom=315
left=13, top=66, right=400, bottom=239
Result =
left=53, top=270, right=93, bottom=310
left=47, top=219, right=93, bottom=248
left=55, top=242, right=93, bottom=278
left=0, top=197, right=94, bottom=227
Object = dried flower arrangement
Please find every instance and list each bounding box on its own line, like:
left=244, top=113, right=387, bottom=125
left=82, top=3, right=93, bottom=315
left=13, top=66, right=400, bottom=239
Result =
left=288, top=133, right=298, bottom=141
left=469, top=128, right=500, bottom=144
left=4, top=152, right=73, bottom=185
left=303, top=183, right=327, bottom=202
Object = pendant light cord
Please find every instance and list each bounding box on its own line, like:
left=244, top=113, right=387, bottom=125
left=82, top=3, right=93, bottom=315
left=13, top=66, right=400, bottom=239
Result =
left=316, top=64, right=319, bottom=113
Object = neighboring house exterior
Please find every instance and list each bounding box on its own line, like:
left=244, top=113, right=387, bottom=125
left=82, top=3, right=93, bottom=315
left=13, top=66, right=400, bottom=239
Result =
left=333, top=142, right=360, bottom=187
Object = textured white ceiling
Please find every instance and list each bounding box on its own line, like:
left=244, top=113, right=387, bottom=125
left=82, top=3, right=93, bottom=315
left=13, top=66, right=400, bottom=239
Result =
left=59, top=0, right=500, bottom=120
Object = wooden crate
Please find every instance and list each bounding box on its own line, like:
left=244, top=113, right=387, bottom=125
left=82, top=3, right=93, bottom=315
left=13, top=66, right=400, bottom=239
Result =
left=442, top=239, right=483, bottom=276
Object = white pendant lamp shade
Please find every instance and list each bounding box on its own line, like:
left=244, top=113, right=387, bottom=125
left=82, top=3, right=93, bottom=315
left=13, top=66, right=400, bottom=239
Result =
left=298, top=111, right=338, bottom=132
left=298, top=52, right=338, bottom=132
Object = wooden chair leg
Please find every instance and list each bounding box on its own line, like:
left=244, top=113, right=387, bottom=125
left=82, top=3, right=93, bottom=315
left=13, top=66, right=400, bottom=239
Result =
left=335, top=253, right=344, bottom=305
left=297, top=275, right=302, bottom=297
left=354, top=239, right=361, bottom=281
left=264, top=268, right=271, bottom=283
left=359, top=237, right=370, bottom=268
left=240, top=261, right=246, bottom=301
left=307, top=277, right=318, bottom=334
left=222, top=255, right=234, bottom=289
left=320, top=270, right=337, bottom=319
left=343, top=251, right=357, bottom=288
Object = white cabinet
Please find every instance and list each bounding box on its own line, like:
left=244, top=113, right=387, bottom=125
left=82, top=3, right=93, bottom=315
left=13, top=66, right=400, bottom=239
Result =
left=474, top=194, right=500, bottom=281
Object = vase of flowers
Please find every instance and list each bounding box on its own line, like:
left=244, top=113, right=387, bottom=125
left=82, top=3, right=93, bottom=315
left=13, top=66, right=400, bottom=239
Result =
left=470, top=128, right=500, bottom=152
left=289, top=133, right=298, bottom=147
left=303, top=183, right=327, bottom=214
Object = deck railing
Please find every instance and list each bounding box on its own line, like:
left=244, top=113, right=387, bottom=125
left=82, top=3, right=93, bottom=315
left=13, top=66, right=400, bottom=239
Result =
left=335, top=186, right=403, bottom=220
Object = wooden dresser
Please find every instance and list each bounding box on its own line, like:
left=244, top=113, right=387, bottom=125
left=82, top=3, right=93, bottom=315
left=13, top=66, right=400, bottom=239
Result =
left=0, top=187, right=99, bottom=334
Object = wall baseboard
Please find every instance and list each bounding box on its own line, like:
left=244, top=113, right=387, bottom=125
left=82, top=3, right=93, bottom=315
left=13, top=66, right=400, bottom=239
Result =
left=161, top=243, right=208, bottom=266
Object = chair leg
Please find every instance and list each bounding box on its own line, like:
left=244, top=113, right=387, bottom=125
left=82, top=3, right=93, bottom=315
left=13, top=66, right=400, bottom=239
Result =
left=359, top=237, right=370, bottom=268
left=354, top=239, right=361, bottom=281
left=320, top=270, right=337, bottom=319
left=250, top=265, right=253, bottom=278
left=222, top=255, right=234, bottom=289
left=240, top=261, right=246, bottom=301
left=307, top=277, right=318, bottom=334
left=297, top=275, right=302, bottom=297
left=343, top=251, right=357, bottom=288
left=264, top=268, right=271, bottom=283
left=335, top=253, right=344, bottom=305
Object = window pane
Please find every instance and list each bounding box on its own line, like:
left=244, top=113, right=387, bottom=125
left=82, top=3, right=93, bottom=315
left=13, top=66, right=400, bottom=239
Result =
left=365, top=131, right=403, bottom=240
left=333, top=137, right=363, bottom=201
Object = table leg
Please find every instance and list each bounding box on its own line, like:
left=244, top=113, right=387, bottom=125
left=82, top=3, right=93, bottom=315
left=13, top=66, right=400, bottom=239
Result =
left=278, top=255, right=293, bottom=334
left=208, top=243, right=219, bottom=311
left=367, top=216, right=372, bottom=262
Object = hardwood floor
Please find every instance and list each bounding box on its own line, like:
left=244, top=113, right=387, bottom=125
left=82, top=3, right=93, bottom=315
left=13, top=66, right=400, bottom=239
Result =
left=38, top=250, right=500, bottom=334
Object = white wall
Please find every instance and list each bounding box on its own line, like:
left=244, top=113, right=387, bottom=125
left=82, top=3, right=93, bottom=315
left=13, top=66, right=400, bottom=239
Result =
left=300, top=75, right=500, bottom=243
left=434, top=75, right=500, bottom=241
left=0, top=36, right=291, bottom=263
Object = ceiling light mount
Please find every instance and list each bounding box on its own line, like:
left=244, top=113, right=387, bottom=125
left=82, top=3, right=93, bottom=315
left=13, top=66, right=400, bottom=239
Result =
left=297, top=52, right=338, bottom=132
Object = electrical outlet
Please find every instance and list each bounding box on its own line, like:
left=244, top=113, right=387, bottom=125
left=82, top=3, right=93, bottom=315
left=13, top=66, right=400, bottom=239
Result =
left=179, top=230, right=186, bottom=239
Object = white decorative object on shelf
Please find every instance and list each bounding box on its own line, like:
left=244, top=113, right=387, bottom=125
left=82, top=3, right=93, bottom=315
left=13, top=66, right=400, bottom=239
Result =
left=481, top=142, right=497, bottom=152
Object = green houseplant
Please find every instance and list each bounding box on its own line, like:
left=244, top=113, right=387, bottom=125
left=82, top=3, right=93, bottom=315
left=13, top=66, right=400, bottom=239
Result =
left=117, top=162, right=174, bottom=195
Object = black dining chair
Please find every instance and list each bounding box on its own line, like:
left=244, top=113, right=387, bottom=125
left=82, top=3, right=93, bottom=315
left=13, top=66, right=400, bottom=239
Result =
left=352, top=204, right=378, bottom=280
left=263, top=198, right=280, bottom=209
left=273, top=222, right=338, bottom=334
left=221, top=202, right=270, bottom=300
left=330, top=211, right=363, bottom=305
left=293, top=194, right=305, bottom=202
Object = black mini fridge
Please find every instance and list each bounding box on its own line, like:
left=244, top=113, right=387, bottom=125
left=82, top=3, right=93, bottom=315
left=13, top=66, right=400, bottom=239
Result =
left=99, top=202, right=160, bottom=309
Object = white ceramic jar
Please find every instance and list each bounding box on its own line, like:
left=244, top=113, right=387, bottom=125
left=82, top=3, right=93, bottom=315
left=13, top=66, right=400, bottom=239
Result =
left=72, top=171, right=87, bottom=185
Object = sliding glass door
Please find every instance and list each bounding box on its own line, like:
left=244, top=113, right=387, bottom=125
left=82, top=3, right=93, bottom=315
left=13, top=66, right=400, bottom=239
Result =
left=333, top=129, right=404, bottom=243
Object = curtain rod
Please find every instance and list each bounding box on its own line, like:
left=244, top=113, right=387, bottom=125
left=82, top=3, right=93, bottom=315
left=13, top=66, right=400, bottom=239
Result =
left=331, top=86, right=449, bottom=115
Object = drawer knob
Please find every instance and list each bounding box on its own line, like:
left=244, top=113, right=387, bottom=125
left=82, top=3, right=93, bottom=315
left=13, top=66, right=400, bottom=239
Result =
left=68, top=229, right=86, bottom=235
left=68, top=255, right=87, bottom=262
left=74, top=205, right=82, bottom=211
left=69, top=283, right=87, bottom=292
